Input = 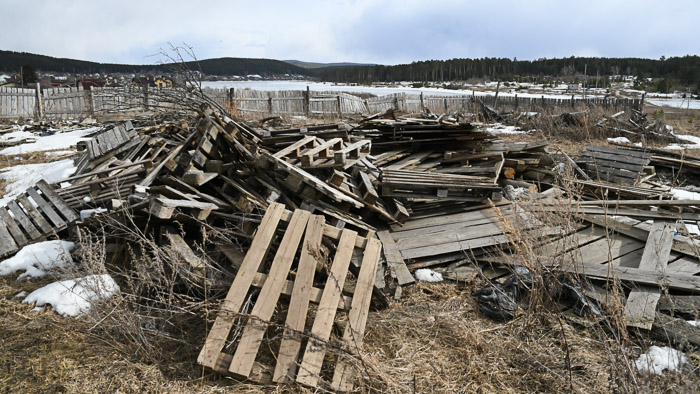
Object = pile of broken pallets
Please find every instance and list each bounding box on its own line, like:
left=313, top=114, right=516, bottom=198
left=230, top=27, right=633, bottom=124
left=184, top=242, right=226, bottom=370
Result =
left=3, top=103, right=700, bottom=389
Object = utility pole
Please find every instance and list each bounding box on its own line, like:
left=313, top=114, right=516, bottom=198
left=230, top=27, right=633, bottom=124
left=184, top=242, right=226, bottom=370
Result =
left=583, top=64, right=587, bottom=99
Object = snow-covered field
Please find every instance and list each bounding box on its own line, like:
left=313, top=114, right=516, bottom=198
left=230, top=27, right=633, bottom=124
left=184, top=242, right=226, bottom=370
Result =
left=202, top=80, right=603, bottom=99
left=647, top=98, right=700, bottom=110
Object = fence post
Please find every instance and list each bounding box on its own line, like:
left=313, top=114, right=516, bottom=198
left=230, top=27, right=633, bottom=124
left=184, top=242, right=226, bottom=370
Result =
left=420, top=92, right=425, bottom=112
left=514, top=94, right=518, bottom=111
left=444, top=98, right=448, bottom=113
left=305, top=86, right=310, bottom=117
left=89, top=88, right=96, bottom=115
left=268, top=97, right=273, bottom=115
left=336, top=95, right=343, bottom=118
left=35, top=83, right=42, bottom=120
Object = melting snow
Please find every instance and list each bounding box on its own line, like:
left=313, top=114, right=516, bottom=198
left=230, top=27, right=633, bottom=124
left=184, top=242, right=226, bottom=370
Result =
left=607, top=137, right=631, bottom=144
left=80, top=208, right=108, bottom=221
left=483, top=123, right=530, bottom=135
left=415, top=268, right=443, bottom=282
left=22, top=274, right=120, bottom=317
left=670, top=188, right=700, bottom=201
left=634, top=346, right=687, bottom=375
left=0, top=127, right=98, bottom=155
left=0, top=240, right=75, bottom=279
left=664, top=134, right=700, bottom=150
left=0, top=159, right=76, bottom=207
left=45, top=150, right=76, bottom=157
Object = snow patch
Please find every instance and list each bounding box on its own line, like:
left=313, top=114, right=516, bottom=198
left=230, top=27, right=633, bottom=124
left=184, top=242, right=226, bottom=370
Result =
left=0, top=159, right=76, bottom=207
left=80, top=208, right=107, bottom=221
left=22, top=274, right=120, bottom=317
left=664, top=134, right=700, bottom=150
left=634, top=346, right=687, bottom=375
left=670, top=188, right=700, bottom=201
left=0, top=240, right=75, bottom=279
left=45, top=150, right=76, bottom=157
left=0, top=127, right=98, bottom=155
left=415, top=268, right=443, bottom=282
left=607, top=137, right=631, bottom=144
left=483, top=123, right=530, bottom=135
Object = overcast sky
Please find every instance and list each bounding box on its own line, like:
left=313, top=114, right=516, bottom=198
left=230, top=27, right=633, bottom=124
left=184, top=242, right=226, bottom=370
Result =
left=2, top=0, right=699, bottom=65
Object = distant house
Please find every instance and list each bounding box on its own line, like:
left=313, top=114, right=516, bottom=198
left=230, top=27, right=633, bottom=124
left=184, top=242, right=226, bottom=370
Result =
left=39, top=76, right=72, bottom=89
left=154, top=76, right=175, bottom=88
left=1, top=73, right=23, bottom=88
left=132, top=76, right=157, bottom=87
left=78, top=78, right=106, bottom=90
left=567, top=83, right=582, bottom=91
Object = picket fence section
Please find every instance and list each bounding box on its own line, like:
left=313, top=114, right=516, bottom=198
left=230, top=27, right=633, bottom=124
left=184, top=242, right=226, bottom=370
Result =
left=0, top=87, right=37, bottom=118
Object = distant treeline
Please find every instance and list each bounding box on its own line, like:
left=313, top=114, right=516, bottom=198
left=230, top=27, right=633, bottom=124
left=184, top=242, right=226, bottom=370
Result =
left=319, top=56, right=700, bottom=90
left=0, top=50, right=317, bottom=77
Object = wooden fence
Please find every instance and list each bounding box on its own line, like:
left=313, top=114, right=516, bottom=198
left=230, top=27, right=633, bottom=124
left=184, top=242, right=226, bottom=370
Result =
left=0, top=86, right=37, bottom=118
left=0, top=85, right=643, bottom=120
left=208, top=87, right=642, bottom=118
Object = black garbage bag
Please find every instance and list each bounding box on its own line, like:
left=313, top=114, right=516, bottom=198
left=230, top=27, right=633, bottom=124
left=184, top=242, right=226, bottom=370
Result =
left=472, top=266, right=531, bottom=321
left=473, top=267, right=602, bottom=321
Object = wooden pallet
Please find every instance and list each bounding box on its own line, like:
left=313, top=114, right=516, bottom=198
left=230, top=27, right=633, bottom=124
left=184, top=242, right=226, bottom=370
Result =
left=77, top=121, right=134, bottom=160
left=579, top=145, right=653, bottom=185
left=381, top=169, right=502, bottom=202
left=197, top=202, right=381, bottom=391
left=0, top=180, right=79, bottom=258
left=273, top=135, right=371, bottom=169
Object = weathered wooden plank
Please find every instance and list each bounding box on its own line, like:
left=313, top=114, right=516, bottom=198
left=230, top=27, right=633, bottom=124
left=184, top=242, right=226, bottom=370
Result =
left=228, top=209, right=311, bottom=377
left=163, top=228, right=205, bottom=274
left=331, top=237, right=382, bottom=391
left=6, top=201, right=41, bottom=240
left=583, top=214, right=700, bottom=258
left=0, top=218, right=19, bottom=257
left=17, top=195, right=53, bottom=235
left=0, top=206, right=27, bottom=247
left=586, top=145, right=652, bottom=159
left=357, top=171, right=378, bottom=205
left=273, top=214, right=325, bottom=383
left=36, top=180, right=79, bottom=222
left=197, top=202, right=286, bottom=368
left=296, top=229, right=358, bottom=387
left=377, top=230, right=415, bottom=285
left=625, top=222, right=675, bottom=329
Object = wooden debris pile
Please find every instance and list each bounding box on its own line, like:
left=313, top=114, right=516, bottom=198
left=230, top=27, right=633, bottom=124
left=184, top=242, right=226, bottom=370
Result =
left=4, top=102, right=700, bottom=388
left=596, top=108, right=678, bottom=143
